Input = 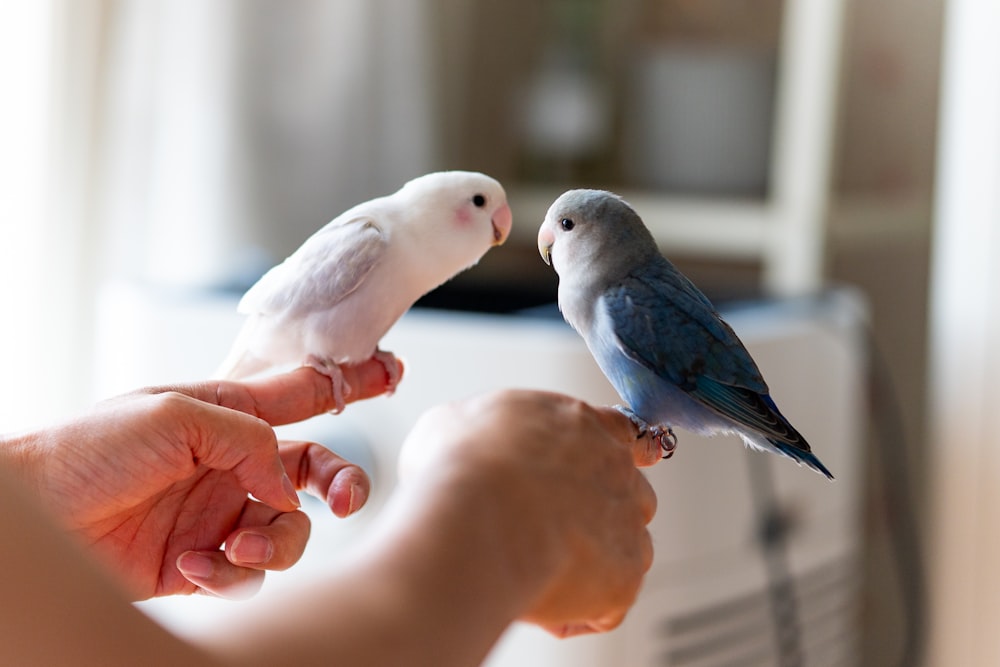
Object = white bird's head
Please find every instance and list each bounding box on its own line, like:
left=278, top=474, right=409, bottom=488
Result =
left=396, top=170, right=513, bottom=277
left=538, top=189, right=658, bottom=281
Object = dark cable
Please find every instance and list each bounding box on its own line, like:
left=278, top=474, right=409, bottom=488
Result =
left=865, top=329, right=926, bottom=667
left=747, top=453, right=805, bottom=667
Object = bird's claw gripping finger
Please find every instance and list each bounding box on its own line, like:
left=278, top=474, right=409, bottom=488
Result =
left=373, top=348, right=401, bottom=396
left=650, top=426, right=678, bottom=459
left=614, top=405, right=649, bottom=438
left=614, top=406, right=677, bottom=459
left=305, top=355, right=350, bottom=414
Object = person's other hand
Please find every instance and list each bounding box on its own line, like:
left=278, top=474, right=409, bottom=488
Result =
left=397, top=389, right=658, bottom=638
left=12, top=361, right=398, bottom=600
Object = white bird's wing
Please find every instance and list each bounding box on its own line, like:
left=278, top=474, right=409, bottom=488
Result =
left=239, top=216, right=388, bottom=319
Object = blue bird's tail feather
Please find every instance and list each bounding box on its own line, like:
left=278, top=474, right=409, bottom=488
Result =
left=767, top=438, right=835, bottom=480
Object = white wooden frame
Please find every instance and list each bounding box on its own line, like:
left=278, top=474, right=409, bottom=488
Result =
left=511, top=0, right=846, bottom=297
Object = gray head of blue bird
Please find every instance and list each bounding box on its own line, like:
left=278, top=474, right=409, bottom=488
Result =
left=538, top=189, right=660, bottom=287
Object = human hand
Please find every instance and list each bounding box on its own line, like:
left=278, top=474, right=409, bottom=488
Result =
left=9, top=361, right=399, bottom=600
left=397, top=389, right=659, bottom=638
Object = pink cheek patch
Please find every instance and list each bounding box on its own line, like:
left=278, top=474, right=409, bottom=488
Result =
left=453, top=206, right=473, bottom=227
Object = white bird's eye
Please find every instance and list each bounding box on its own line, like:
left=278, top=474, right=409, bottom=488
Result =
left=472, top=194, right=486, bottom=208
left=561, top=218, right=575, bottom=231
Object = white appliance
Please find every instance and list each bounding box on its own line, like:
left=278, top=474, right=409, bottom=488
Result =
left=97, top=283, right=865, bottom=666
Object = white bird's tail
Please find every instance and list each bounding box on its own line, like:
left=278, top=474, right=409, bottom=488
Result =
left=214, top=317, right=271, bottom=379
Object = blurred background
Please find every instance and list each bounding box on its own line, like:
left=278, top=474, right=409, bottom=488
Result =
left=1, top=0, right=996, bottom=665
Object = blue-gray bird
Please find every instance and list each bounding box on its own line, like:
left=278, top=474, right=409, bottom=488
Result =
left=537, top=189, right=832, bottom=479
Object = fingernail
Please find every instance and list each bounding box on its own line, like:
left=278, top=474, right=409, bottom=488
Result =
left=348, top=481, right=365, bottom=515
left=231, top=532, right=273, bottom=565
left=176, top=552, right=214, bottom=580
left=282, top=473, right=301, bottom=508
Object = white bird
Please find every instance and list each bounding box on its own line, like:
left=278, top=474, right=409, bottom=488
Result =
left=217, top=170, right=513, bottom=411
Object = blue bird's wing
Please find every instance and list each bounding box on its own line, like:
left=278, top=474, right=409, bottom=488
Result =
left=605, top=260, right=767, bottom=393
left=602, top=260, right=832, bottom=478
left=605, top=260, right=802, bottom=441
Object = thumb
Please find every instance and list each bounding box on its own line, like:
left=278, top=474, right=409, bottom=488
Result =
left=184, top=399, right=301, bottom=511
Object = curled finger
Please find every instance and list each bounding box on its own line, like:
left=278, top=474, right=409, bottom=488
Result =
left=175, top=550, right=266, bottom=600
left=225, top=502, right=312, bottom=571
left=634, top=473, right=658, bottom=525
left=280, top=440, right=371, bottom=518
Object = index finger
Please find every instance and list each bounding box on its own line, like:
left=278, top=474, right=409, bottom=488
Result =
left=592, top=406, right=661, bottom=468
left=142, top=358, right=403, bottom=425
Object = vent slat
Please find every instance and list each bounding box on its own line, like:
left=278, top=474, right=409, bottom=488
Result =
left=649, top=555, right=860, bottom=667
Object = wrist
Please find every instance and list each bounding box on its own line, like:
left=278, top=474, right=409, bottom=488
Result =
left=389, top=457, right=566, bottom=618
left=0, top=429, right=46, bottom=496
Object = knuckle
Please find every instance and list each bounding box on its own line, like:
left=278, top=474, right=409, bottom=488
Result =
left=640, top=529, right=655, bottom=571
left=638, top=477, right=658, bottom=522
left=596, top=611, right=628, bottom=633
left=271, top=515, right=310, bottom=569
left=213, top=381, right=258, bottom=416
left=145, top=390, right=194, bottom=418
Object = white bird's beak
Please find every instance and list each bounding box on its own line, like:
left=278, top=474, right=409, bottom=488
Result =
left=491, top=202, right=513, bottom=247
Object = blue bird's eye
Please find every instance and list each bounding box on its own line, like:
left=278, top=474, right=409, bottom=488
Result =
left=561, top=218, right=575, bottom=231
left=472, top=194, right=486, bottom=207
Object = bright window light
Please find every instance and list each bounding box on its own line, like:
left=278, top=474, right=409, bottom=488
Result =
left=0, top=2, right=53, bottom=429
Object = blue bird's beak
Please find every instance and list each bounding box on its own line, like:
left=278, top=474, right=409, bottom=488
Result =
left=538, top=227, right=555, bottom=266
